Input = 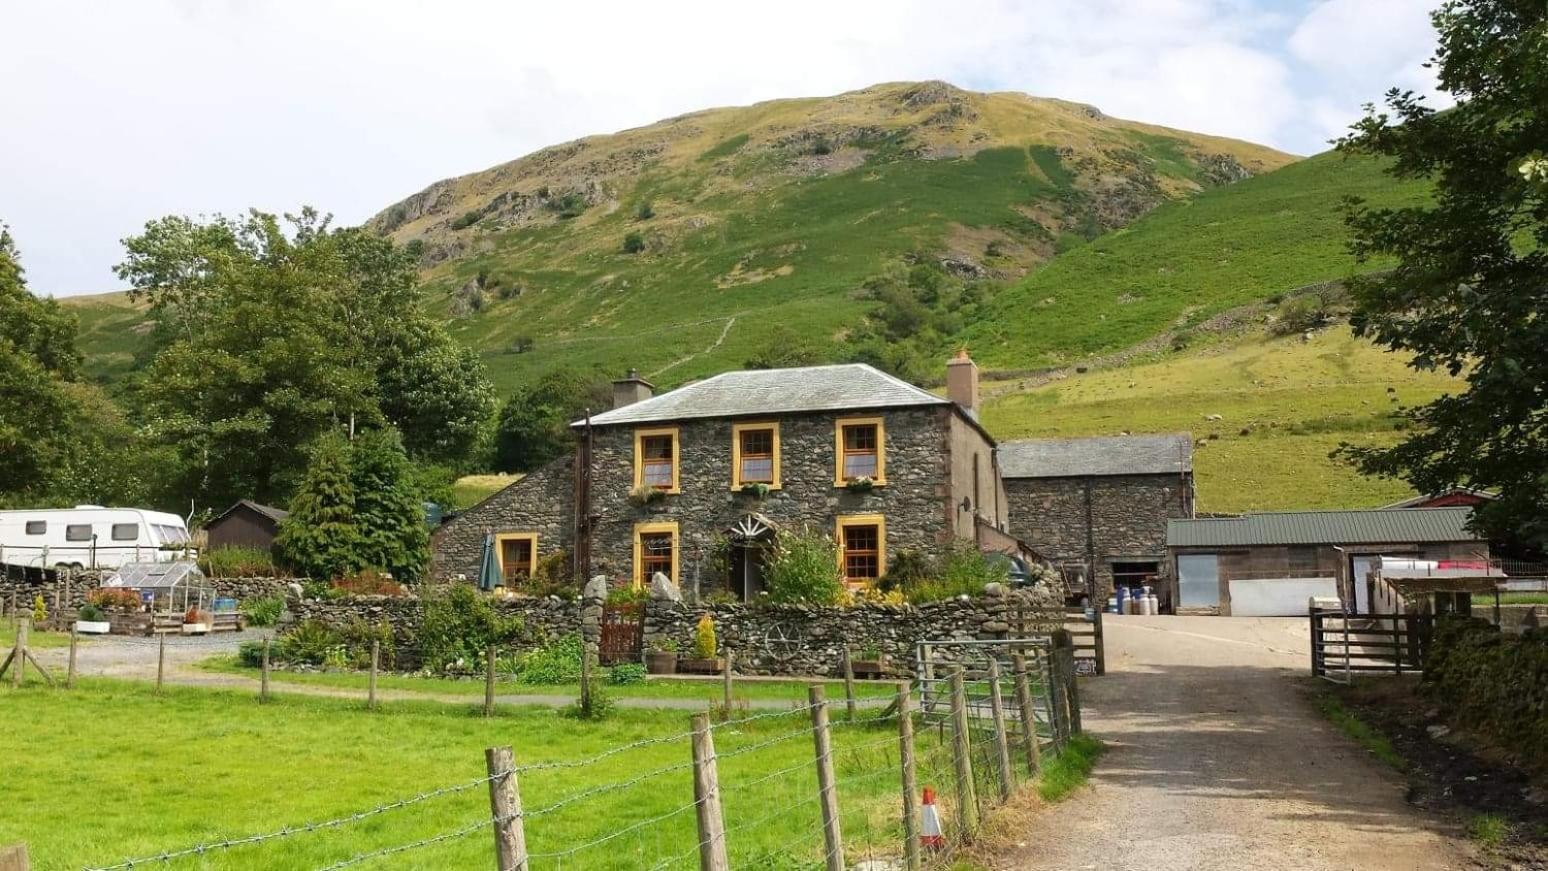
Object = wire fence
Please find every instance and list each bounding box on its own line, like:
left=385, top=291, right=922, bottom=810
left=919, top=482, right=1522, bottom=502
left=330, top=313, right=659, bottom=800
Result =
left=13, top=622, right=1086, bottom=871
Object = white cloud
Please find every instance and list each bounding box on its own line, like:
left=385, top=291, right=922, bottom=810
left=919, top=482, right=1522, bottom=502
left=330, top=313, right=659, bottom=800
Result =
left=0, top=0, right=1441, bottom=296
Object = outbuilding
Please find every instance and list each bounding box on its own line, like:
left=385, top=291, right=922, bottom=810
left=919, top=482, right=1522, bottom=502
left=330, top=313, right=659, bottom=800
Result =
left=204, top=500, right=288, bottom=553
left=1166, top=507, right=1490, bottom=616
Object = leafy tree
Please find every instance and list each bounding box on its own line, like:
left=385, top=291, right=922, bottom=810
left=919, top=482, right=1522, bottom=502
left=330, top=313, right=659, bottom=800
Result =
left=274, top=433, right=361, bottom=580
left=493, top=370, right=611, bottom=472
left=115, top=208, right=493, bottom=508
left=350, top=428, right=429, bottom=581
left=1337, top=1, right=1548, bottom=545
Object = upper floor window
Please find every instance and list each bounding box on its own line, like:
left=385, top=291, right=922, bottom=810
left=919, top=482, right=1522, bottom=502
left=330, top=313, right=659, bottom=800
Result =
left=731, top=422, right=780, bottom=489
left=633, top=427, right=680, bottom=493
left=834, top=417, right=886, bottom=486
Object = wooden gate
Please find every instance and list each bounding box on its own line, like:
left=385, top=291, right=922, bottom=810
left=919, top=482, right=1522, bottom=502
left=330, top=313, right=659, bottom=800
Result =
left=1310, top=608, right=1433, bottom=681
left=598, top=602, right=644, bottom=666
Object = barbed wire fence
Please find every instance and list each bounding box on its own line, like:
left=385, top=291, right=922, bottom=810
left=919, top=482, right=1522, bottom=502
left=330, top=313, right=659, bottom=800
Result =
left=63, top=634, right=1084, bottom=870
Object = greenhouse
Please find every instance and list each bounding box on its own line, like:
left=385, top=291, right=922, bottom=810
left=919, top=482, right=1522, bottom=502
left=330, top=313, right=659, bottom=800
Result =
left=100, top=561, right=238, bottom=633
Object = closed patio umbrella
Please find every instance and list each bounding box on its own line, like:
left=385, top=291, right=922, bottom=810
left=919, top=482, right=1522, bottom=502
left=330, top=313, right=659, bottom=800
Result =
left=477, top=533, right=499, bottom=590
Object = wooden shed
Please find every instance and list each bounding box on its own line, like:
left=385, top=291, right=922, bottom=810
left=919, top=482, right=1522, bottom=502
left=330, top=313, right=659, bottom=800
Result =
left=204, top=500, right=288, bottom=553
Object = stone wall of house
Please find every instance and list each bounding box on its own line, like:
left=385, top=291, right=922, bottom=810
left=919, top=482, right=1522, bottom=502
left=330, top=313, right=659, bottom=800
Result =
left=587, top=407, right=956, bottom=592
left=1005, top=473, right=1192, bottom=598
left=430, top=455, right=576, bottom=581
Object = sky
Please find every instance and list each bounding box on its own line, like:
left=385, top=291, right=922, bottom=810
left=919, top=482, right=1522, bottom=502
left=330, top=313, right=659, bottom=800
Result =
left=2, top=0, right=1446, bottom=298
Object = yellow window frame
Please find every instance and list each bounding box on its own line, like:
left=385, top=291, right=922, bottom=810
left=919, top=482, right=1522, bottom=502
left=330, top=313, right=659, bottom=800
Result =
left=493, top=532, right=538, bottom=583
left=834, top=416, right=886, bottom=487
left=633, top=426, right=681, bottom=494
left=835, top=514, right=886, bottom=584
left=632, top=520, right=680, bottom=591
left=730, top=421, right=782, bottom=490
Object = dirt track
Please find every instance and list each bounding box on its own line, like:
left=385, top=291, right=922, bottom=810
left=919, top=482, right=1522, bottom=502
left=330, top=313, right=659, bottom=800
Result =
left=998, top=615, right=1472, bottom=871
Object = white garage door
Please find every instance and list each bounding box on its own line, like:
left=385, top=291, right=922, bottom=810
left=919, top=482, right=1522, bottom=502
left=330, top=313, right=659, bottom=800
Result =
left=1228, top=577, right=1340, bottom=616
left=1177, top=554, right=1220, bottom=608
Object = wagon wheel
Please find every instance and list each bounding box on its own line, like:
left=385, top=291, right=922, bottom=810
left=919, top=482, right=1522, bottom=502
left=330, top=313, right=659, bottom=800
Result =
left=764, top=621, right=803, bottom=662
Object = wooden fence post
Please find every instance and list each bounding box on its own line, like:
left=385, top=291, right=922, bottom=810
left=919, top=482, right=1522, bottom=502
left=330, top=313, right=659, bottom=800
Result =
left=259, top=638, right=271, bottom=703
left=722, top=648, right=734, bottom=714
left=367, top=640, right=379, bottom=711
left=485, top=746, right=528, bottom=871
left=896, top=681, right=921, bottom=871
left=485, top=644, right=497, bottom=718
left=66, top=627, right=78, bottom=689
left=1011, top=654, right=1041, bottom=775
left=986, top=659, right=1014, bottom=802
left=3, top=618, right=24, bottom=689
left=1063, top=648, right=1082, bottom=735
left=690, top=712, right=731, bottom=871
left=919, top=643, right=936, bottom=717
left=841, top=646, right=857, bottom=722
left=948, top=668, right=978, bottom=840
left=1092, top=607, right=1106, bottom=676
left=0, top=841, right=29, bottom=871
left=809, top=685, right=845, bottom=871
left=156, top=631, right=166, bottom=694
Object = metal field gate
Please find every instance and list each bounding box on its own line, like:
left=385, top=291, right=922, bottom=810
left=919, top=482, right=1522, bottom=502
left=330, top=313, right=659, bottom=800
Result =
left=1310, top=608, right=1433, bottom=682
left=598, top=602, right=644, bottom=665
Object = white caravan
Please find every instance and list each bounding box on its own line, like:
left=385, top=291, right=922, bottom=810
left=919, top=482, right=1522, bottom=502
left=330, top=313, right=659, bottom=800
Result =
left=0, top=506, right=192, bottom=572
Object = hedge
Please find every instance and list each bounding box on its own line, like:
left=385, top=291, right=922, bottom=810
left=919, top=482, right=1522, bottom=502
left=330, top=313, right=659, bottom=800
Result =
left=1423, top=617, right=1548, bottom=770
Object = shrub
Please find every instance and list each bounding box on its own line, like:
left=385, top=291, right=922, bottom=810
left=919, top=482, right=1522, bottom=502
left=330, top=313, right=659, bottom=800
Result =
left=515, top=634, right=584, bottom=685
left=277, top=619, right=341, bottom=665
left=565, top=676, right=614, bottom=720
left=417, top=584, right=523, bottom=674
left=622, top=232, right=646, bottom=254
left=237, top=640, right=266, bottom=667
left=77, top=603, right=105, bottom=622
left=338, top=617, right=395, bottom=669
left=635, top=199, right=654, bottom=221
left=878, top=548, right=932, bottom=593
left=606, top=586, right=648, bottom=605
left=906, top=543, right=1009, bottom=603
left=763, top=527, right=845, bottom=605
left=87, top=588, right=142, bottom=611
left=32, top=595, right=46, bottom=624
left=200, top=546, right=276, bottom=578
left=241, top=595, right=285, bottom=627
left=693, top=614, right=717, bottom=659
left=333, top=570, right=406, bottom=597
left=608, top=663, right=647, bottom=685
left=450, top=210, right=482, bottom=230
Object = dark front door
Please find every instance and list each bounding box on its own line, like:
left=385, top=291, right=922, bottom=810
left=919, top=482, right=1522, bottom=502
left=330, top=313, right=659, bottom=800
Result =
left=730, top=545, right=767, bottom=601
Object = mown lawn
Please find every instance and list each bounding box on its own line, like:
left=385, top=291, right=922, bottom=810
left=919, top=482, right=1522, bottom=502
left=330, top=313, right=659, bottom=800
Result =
left=982, top=328, right=1459, bottom=512
left=196, top=654, right=898, bottom=703
left=0, top=622, right=72, bottom=649
left=4, top=680, right=957, bottom=871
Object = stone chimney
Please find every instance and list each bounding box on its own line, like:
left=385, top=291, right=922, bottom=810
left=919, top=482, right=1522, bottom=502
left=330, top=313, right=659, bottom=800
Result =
left=612, top=368, right=654, bottom=409
left=946, top=349, right=979, bottom=419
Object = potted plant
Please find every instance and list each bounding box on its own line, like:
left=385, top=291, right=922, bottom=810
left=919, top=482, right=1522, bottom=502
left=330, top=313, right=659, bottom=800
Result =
left=645, top=639, right=679, bottom=675
left=678, top=614, right=725, bottom=674
left=629, top=485, right=668, bottom=508
left=844, top=475, right=876, bottom=494
left=182, top=606, right=211, bottom=635
left=738, top=482, right=770, bottom=499
left=851, top=642, right=889, bottom=679
left=75, top=603, right=111, bottom=635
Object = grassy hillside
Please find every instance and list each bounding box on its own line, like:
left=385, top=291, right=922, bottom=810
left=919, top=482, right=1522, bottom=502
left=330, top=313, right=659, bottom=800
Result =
left=963, top=149, right=1430, bottom=369
left=66, top=290, right=154, bottom=387
left=982, top=327, right=1458, bottom=512
left=368, top=81, right=1292, bottom=396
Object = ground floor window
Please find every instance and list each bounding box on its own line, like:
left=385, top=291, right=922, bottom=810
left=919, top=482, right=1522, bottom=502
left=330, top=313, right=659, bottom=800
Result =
left=835, top=514, right=886, bottom=584
left=496, top=532, right=538, bottom=584
left=1176, top=554, right=1220, bottom=608
left=634, top=522, right=679, bottom=589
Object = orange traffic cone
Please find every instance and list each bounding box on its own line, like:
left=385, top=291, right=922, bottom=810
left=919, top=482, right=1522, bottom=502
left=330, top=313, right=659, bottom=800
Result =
left=920, top=786, right=945, bottom=850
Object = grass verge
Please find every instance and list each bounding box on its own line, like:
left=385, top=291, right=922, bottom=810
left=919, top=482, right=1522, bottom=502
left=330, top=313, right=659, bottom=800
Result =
left=1467, top=813, right=1511, bottom=847
left=0, top=623, right=72, bottom=649
left=1315, top=691, right=1407, bottom=771
left=1036, top=734, right=1106, bottom=802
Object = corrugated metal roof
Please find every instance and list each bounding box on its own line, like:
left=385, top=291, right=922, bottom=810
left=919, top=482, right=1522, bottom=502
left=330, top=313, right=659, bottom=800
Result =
left=576, top=364, right=950, bottom=428
left=1167, top=507, right=1482, bottom=548
left=999, top=434, right=1192, bottom=478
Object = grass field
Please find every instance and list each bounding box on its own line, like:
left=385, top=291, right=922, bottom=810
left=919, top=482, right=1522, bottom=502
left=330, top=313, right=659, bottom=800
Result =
left=981, top=327, right=1459, bottom=512
left=6, top=679, right=986, bottom=870
left=451, top=472, right=521, bottom=509
left=197, top=654, right=898, bottom=703
left=0, top=622, right=72, bottom=649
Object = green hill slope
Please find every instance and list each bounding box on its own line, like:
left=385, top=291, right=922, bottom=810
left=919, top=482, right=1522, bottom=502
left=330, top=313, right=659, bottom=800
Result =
left=962, top=149, right=1429, bottom=369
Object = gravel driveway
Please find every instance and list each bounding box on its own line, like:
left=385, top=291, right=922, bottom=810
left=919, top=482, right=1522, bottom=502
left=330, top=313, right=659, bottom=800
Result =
left=999, top=615, right=1471, bottom=871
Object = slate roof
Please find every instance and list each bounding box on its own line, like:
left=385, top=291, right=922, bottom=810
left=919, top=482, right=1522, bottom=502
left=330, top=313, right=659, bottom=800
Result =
left=998, top=434, right=1192, bottom=479
left=210, top=500, right=289, bottom=526
left=1167, top=507, right=1481, bottom=548
left=576, top=364, right=952, bottom=428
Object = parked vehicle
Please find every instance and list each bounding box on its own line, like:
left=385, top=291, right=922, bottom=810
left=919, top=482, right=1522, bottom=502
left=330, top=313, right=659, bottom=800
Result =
left=0, top=506, right=193, bottom=573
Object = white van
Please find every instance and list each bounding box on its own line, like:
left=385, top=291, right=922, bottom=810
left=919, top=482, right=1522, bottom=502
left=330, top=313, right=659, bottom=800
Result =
left=0, top=506, right=193, bottom=572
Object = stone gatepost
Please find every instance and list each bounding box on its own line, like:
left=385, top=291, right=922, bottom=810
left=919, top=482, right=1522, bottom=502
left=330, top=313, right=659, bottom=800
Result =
left=580, top=575, right=607, bottom=655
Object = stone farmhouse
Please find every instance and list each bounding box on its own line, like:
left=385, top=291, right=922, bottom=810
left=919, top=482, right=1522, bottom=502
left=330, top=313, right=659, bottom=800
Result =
left=432, top=352, right=1199, bottom=601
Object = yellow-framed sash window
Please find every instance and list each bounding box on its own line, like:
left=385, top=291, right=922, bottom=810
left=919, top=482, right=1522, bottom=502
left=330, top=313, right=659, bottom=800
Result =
left=494, top=532, right=538, bottom=584
left=633, top=521, right=680, bottom=590
left=634, top=426, right=680, bottom=493
left=834, top=416, right=886, bottom=486
left=835, top=515, right=886, bottom=584
left=730, top=422, right=781, bottom=490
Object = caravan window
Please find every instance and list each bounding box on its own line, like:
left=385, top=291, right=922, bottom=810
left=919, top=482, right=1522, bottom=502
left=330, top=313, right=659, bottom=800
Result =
left=24, top=521, right=45, bottom=535
left=65, top=524, right=92, bottom=542
left=111, top=523, right=139, bottom=542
